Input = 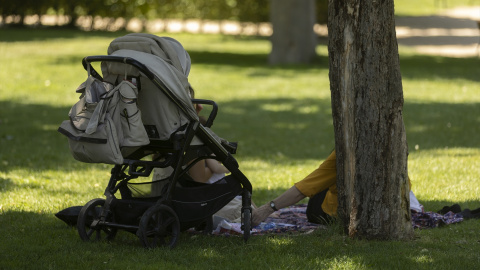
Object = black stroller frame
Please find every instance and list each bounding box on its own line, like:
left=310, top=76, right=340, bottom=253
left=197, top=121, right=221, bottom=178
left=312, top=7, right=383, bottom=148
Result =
left=76, top=56, right=253, bottom=248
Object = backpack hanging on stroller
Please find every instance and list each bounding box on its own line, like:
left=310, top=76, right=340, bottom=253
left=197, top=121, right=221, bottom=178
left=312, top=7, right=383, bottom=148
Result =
left=58, top=33, right=253, bottom=248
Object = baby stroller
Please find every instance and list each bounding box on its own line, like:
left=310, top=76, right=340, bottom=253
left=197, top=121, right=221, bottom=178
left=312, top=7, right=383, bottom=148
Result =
left=58, top=33, right=253, bottom=248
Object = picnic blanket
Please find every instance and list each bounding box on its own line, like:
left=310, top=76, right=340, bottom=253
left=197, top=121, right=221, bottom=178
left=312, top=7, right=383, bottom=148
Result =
left=411, top=210, right=464, bottom=229
left=211, top=204, right=325, bottom=236
left=207, top=205, right=465, bottom=236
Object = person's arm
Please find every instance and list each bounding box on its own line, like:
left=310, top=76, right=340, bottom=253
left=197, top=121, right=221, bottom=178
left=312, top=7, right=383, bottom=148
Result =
left=252, top=186, right=305, bottom=226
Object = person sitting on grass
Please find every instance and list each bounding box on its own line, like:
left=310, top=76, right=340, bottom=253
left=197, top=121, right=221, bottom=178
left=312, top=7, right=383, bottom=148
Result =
left=251, top=150, right=477, bottom=228
left=252, top=150, right=339, bottom=226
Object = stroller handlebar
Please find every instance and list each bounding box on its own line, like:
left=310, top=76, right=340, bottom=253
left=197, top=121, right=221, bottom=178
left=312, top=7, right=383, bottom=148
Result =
left=82, top=55, right=155, bottom=80
left=191, top=99, right=218, bottom=128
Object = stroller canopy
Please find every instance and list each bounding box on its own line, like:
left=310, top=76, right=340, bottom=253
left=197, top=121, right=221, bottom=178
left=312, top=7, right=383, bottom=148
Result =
left=106, top=33, right=191, bottom=77
left=101, top=34, right=199, bottom=140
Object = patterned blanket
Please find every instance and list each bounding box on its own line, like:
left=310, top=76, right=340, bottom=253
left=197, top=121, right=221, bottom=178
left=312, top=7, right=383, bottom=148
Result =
left=411, top=210, right=463, bottom=229
left=212, top=204, right=325, bottom=236
left=208, top=204, right=465, bottom=236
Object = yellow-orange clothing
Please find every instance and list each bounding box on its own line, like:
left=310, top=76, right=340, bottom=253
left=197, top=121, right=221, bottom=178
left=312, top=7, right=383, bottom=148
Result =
left=295, top=151, right=338, bottom=217
left=294, top=150, right=412, bottom=217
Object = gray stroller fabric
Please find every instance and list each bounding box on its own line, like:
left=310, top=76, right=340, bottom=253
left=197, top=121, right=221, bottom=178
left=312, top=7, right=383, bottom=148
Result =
left=106, top=33, right=191, bottom=77
left=101, top=34, right=199, bottom=141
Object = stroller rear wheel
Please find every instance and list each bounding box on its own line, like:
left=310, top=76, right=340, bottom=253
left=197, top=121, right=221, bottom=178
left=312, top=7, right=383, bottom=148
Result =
left=138, top=203, right=180, bottom=249
left=77, top=198, right=117, bottom=242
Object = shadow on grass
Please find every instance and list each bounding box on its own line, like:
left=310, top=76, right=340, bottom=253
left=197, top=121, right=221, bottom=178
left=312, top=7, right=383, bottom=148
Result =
left=403, top=102, right=480, bottom=150
left=0, top=101, right=87, bottom=173
left=188, top=50, right=329, bottom=69
left=46, top=51, right=479, bottom=87
left=419, top=198, right=480, bottom=213
left=0, top=97, right=334, bottom=174
left=47, top=47, right=479, bottom=82
left=0, top=27, right=131, bottom=42
left=46, top=50, right=329, bottom=72
left=400, top=54, right=480, bottom=82
left=2, top=204, right=480, bottom=270
left=2, top=27, right=479, bottom=82
left=0, top=96, right=479, bottom=174
left=0, top=177, right=15, bottom=192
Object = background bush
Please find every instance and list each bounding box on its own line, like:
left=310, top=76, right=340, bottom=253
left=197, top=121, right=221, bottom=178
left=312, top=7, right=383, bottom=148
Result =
left=0, top=0, right=329, bottom=27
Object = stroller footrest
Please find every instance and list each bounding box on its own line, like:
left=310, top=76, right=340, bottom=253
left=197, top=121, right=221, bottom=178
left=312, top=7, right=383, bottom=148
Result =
left=124, top=159, right=164, bottom=177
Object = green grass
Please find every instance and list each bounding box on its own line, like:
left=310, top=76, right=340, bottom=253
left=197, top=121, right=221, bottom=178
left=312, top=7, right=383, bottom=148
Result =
left=1, top=26, right=480, bottom=269
left=394, top=0, right=479, bottom=16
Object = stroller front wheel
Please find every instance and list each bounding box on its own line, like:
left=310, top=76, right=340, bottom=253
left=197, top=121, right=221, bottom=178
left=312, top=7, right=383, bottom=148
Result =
left=137, top=203, right=180, bottom=249
left=242, top=207, right=252, bottom=242
left=77, top=198, right=117, bottom=242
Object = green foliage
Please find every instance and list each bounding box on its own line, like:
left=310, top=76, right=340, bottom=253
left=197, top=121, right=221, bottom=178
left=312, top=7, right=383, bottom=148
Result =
left=1, top=0, right=478, bottom=28
left=0, top=0, right=271, bottom=23
left=1, top=28, right=480, bottom=269
left=0, top=0, right=332, bottom=26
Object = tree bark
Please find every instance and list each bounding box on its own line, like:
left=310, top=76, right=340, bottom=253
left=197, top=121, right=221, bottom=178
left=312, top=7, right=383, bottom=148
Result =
left=269, top=0, right=317, bottom=65
left=328, top=0, right=413, bottom=240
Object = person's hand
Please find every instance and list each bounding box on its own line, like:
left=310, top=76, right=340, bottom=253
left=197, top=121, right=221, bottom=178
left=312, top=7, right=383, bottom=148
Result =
left=252, top=204, right=275, bottom=227
left=195, top=103, right=203, bottom=115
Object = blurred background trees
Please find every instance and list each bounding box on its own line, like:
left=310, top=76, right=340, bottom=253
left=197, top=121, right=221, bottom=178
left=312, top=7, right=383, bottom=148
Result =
left=269, top=0, right=317, bottom=64
left=0, top=0, right=328, bottom=28
left=0, top=0, right=328, bottom=64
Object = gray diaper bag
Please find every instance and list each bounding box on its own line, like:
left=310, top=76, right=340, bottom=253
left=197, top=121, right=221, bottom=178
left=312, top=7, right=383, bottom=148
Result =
left=58, top=76, right=150, bottom=164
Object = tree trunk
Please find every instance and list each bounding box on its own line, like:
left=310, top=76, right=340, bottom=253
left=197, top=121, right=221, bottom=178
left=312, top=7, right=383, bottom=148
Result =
left=269, top=0, right=317, bottom=65
left=328, top=0, right=413, bottom=240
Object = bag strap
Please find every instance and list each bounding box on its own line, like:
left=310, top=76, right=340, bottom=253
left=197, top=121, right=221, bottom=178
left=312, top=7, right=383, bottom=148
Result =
left=84, top=81, right=125, bottom=134
left=85, top=98, right=105, bottom=134
left=69, top=76, right=99, bottom=118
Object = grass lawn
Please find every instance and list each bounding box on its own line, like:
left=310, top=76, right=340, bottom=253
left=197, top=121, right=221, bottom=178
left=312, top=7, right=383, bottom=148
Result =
left=0, top=13, right=479, bottom=270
